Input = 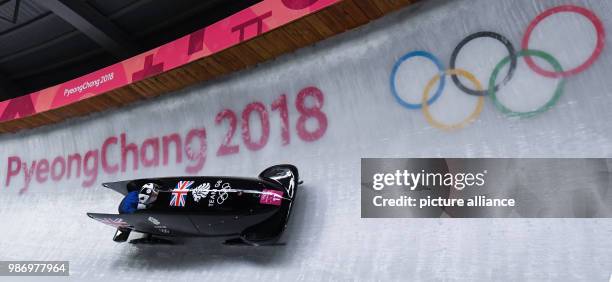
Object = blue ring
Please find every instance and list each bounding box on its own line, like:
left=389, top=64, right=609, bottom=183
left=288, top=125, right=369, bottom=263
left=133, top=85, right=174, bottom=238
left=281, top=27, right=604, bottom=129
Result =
left=390, top=50, right=445, bottom=109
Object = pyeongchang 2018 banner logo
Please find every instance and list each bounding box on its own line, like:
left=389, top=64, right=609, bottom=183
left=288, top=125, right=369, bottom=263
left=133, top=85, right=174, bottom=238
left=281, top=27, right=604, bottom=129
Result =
left=3, top=86, right=328, bottom=195
left=389, top=5, right=605, bottom=131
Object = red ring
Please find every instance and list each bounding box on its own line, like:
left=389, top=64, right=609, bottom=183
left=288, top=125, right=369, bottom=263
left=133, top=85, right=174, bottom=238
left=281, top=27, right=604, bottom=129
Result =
left=521, top=5, right=605, bottom=78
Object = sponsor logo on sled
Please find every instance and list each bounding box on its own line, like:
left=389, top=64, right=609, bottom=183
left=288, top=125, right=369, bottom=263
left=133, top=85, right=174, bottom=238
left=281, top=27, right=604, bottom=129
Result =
left=170, top=181, right=194, bottom=207
left=192, top=183, right=211, bottom=202
left=260, top=189, right=283, bottom=206
left=148, top=216, right=160, bottom=225
left=207, top=180, right=231, bottom=207
left=153, top=225, right=170, bottom=234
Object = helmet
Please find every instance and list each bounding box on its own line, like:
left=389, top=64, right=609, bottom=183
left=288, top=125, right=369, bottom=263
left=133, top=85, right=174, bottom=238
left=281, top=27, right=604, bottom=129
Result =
left=138, top=183, right=159, bottom=204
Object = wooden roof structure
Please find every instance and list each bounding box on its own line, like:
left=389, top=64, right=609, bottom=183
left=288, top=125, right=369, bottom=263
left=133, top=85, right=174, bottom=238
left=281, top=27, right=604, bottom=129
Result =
left=0, top=0, right=417, bottom=133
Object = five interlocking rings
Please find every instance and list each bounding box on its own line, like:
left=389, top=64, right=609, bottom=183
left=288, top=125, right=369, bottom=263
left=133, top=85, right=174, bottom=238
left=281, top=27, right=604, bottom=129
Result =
left=390, top=5, right=605, bottom=131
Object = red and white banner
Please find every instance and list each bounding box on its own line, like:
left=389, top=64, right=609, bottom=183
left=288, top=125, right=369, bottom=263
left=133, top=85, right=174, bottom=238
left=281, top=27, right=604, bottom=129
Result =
left=0, top=0, right=339, bottom=123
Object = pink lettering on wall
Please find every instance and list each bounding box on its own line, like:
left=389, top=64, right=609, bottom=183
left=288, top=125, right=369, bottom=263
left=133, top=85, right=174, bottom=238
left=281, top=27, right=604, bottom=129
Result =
left=282, top=0, right=319, bottom=10
left=231, top=11, right=273, bottom=42
left=4, top=86, right=329, bottom=194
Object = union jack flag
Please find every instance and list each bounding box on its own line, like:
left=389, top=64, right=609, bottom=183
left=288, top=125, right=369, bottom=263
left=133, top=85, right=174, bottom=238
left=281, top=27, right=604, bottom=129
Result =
left=95, top=217, right=130, bottom=228
left=170, top=181, right=194, bottom=207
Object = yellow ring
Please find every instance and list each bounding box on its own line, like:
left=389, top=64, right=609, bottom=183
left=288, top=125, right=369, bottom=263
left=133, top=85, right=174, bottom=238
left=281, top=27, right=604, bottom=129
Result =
left=421, top=69, right=484, bottom=131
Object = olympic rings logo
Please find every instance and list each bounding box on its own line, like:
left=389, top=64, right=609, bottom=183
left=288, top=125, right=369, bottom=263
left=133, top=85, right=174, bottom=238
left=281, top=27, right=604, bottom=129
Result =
left=216, top=181, right=231, bottom=204
left=390, top=5, right=605, bottom=131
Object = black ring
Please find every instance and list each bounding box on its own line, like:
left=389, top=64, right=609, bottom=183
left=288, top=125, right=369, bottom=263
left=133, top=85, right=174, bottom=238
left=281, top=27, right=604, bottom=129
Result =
left=449, top=31, right=517, bottom=96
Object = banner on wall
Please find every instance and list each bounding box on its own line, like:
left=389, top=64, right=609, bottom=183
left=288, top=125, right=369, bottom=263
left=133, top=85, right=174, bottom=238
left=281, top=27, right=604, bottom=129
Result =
left=1, top=0, right=612, bottom=197
left=0, top=0, right=339, bottom=123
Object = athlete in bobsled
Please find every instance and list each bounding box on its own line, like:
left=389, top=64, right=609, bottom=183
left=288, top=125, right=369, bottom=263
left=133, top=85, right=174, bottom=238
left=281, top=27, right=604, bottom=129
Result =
left=118, top=183, right=160, bottom=214
left=88, top=164, right=300, bottom=246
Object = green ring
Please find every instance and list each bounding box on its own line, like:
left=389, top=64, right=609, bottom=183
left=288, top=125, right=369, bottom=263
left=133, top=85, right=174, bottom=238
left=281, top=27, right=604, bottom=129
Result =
left=489, top=49, right=566, bottom=118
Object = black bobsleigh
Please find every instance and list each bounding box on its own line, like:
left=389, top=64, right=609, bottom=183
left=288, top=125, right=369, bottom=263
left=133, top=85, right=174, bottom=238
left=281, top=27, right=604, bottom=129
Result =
left=87, top=164, right=300, bottom=245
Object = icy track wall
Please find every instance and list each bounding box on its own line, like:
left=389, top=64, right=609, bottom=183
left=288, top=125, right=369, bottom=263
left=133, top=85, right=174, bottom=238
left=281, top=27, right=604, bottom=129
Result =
left=1, top=0, right=612, bottom=281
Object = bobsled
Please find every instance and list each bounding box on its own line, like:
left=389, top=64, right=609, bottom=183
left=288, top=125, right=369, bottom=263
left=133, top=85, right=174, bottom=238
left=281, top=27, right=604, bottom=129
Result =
left=87, top=164, right=300, bottom=245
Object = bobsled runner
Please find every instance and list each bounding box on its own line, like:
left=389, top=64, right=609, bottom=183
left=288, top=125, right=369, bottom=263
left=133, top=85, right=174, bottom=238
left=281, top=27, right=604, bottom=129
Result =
left=87, top=164, right=300, bottom=246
